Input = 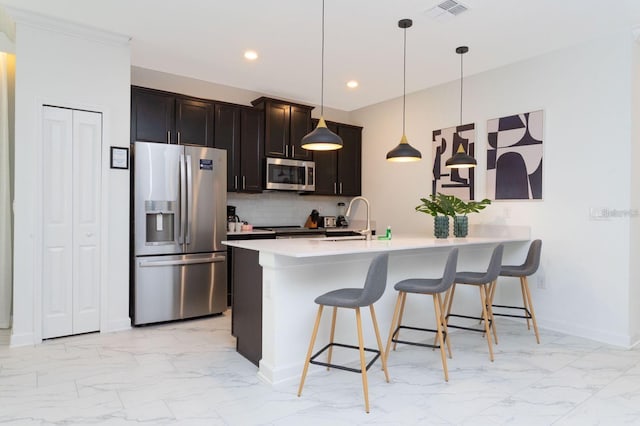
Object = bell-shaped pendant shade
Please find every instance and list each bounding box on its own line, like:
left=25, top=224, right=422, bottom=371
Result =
left=445, top=144, right=477, bottom=168
left=446, top=45, right=476, bottom=168
left=386, top=134, right=422, bottom=162
left=301, top=117, right=343, bottom=151
left=386, top=19, right=421, bottom=162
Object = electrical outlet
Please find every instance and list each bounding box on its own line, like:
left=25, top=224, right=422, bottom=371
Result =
left=536, top=276, right=546, bottom=289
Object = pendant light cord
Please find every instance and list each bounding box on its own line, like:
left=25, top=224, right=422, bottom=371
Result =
left=320, top=0, right=325, bottom=117
left=459, top=49, right=463, bottom=125
left=402, top=25, right=407, bottom=135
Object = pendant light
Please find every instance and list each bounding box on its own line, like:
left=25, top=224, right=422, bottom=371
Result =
left=445, top=45, right=477, bottom=168
left=386, top=19, right=422, bottom=162
left=301, top=0, right=343, bottom=151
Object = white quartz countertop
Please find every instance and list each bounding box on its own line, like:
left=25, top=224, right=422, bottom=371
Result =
left=222, top=226, right=530, bottom=258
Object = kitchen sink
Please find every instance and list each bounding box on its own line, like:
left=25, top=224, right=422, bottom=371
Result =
left=319, top=234, right=366, bottom=241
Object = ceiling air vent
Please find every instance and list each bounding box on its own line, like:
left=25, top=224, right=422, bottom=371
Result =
left=426, top=0, right=469, bottom=21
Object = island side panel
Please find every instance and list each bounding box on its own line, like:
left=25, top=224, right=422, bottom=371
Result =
left=232, top=247, right=263, bottom=366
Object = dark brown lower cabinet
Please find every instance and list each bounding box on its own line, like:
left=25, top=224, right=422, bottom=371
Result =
left=231, top=247, right=262, bottom=366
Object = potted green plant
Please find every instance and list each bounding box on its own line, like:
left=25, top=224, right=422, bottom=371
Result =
left=416, top=193, right=491, bottom=238
left=415, top=193, right=456, bottom=238
left=452, top=197, right=491, bottom=237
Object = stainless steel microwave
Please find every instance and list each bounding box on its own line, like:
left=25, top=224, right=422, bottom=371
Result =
left=265, top=157, right=315, bottom=191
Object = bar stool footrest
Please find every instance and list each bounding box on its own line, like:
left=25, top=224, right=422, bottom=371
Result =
left=309, top=343, right=380, bottom=374
left=391, top=325, right=446, bottom=349
left=446, top=313, right=493, bottom=333
left=491, top=304, right=532, bottom=320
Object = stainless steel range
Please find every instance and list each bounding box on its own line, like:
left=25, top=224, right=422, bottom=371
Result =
left=132, top=142, right=227, bottom=325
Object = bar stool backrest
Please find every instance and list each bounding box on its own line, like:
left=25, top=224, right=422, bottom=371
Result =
left=520, top=239, right=542, bottom=276
left=432, top=248, right=459, bottom=293
left=484, top=244, right=505, bottom=282
left=357, top=253, right=389, bottom=307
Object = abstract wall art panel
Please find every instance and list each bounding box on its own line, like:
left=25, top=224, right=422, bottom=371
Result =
left=432, top=123, right=475, bottom=200
left=487, top=110, right=543, bottom=200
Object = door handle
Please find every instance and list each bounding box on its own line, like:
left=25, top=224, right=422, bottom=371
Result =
left=167, top=131, right=171, bottom=144
left=177, top=131, right=181, bottom=145
left=242, top=176, right=246, bottom=190
left=179, top=154, right=186, bottom=244
left=333, top=182, right=337, bottom=195
left=139, top=256, right=226, bottom=267
left=185, top=154, right=193, bottom=244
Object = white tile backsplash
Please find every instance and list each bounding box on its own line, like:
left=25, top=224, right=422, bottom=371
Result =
left=227, top=192, right=353, bottom=227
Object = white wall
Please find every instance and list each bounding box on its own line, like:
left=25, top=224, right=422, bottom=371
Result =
left=11, top=11, right=131, bottom=345
left=352, top=31, right=637, bottom=347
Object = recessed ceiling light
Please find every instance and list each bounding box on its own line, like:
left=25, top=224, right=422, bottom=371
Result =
left=244, top=50, right=258, bottom=60
left=346, top=80, right=359, bottom=89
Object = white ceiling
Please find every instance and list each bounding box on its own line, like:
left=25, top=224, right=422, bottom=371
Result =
left=2, top=0, right=640, bottom=111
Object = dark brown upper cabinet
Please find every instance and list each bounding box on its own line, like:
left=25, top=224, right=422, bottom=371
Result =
left=313, top=119, right=362, bottom=196
left=131, top=86, right=214, bottom=147
left=214, top=103, right=264, bottom=192
left=251, top=97, right=314, bottom=161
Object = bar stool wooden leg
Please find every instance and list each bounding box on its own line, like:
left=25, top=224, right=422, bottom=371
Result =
left=326, top=307, right=338, bottom=369
left=355, top=307, right=370, bottom=413
left=444, top=284, right=456, bottom=321
left=486, top=281, right=498, bottom=345
left=385, top=292, right=403, bottom=360
left=432, top=294, right=449, bottom=381
left=518, top=279, right=531, bottom=329
left=369, top=305, right=390, bottom=382
left=436, top=292, right=453, bottom=359
left=522, top=277, right=541, bottom=344
left=298, top=305, right=324, bottom=397
left=479, top=286, right=494, bottom=361
left=392, top=292, right=407, bottom=351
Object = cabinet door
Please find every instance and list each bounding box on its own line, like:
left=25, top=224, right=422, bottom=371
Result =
left=176, top=97, right=214, bottom=147
left=264, top=101, right=289, bottom=157
left=214, top=104, right=241, bottom=191
left=240, top=108, right=264, bottom=192
left=313, top=121, right=339, bottom=195
left=290, top=105, right=313, bottom=160
left=131, top=88, right=174, bottom=144
left=337, top=125, right=362, bottom=196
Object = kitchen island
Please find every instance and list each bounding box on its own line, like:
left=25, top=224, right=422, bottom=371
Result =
left=223, top=225, right=530, bottom=384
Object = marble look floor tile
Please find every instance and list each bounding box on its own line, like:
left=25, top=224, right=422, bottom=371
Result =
left=1, top=315, right=639, bottom=425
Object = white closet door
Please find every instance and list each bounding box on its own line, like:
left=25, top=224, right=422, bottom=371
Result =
left=42, top=107, right=74, bottom=338
left=72, top=110, right=101, bottom=334
left=42, top=106, right=102, bottom=339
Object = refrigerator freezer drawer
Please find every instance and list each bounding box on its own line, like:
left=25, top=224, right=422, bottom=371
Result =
left=134, top=253, right=227, bottom=325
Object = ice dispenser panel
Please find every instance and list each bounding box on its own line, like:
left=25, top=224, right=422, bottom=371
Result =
left=145, top=200, right=176, bottom=244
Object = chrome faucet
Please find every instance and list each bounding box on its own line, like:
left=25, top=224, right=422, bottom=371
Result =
left=345, top=196, right=372, bottom=240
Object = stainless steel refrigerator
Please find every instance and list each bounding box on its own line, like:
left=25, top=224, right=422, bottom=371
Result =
left=132, top=141, right=227, bottom=325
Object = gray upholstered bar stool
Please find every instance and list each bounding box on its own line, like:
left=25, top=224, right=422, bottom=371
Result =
left=297, top=253, right=390, bottom=413
left=490, top=239, right=542, bottom=343
left=444, top=244, right=504, bottom=362
left=385, top=248, right=458, bottom=382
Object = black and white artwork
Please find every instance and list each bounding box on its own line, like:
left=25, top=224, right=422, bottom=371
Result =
left=432, top=123, right=475, bottom=200
left=487, top=110, right=543, bottom=200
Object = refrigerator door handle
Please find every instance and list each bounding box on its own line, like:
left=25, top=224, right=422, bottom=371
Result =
left=179, top=153, right=186, bottom=245
left=185, top=154, right=193, bottom=245
left=138, top=256, right=226, bottom=268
